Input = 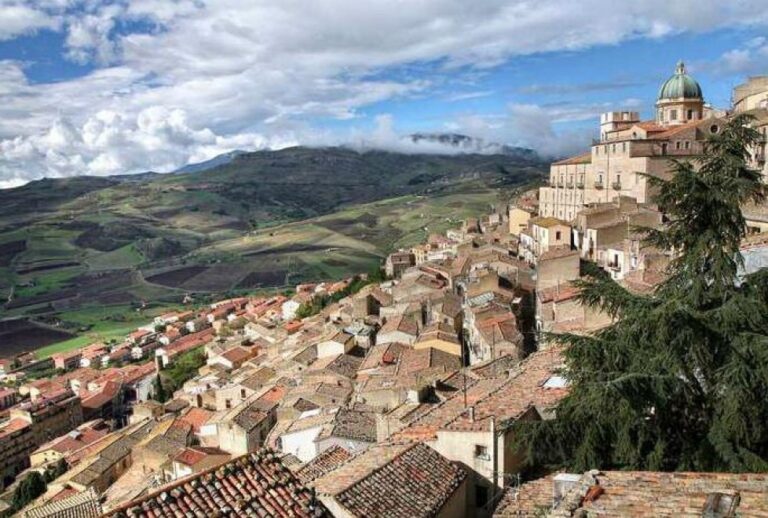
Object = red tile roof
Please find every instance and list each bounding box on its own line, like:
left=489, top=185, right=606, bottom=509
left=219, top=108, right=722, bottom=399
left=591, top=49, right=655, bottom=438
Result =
left=294, top=446, right=353, bottom=484
left=178, top=407, right=214, bottom=433
left=103, top=449, right=326, bottom=517
left=313, top=442, right=466, bottom=518
left=552, top=151, right=592, bottom=166
left=496, top=470, right=768, bottom=517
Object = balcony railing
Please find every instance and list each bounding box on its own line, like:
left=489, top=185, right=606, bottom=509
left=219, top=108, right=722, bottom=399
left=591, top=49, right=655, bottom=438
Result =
left=576, top=181, right=584, bottom=189
left=565, top=180, right=574, bottom=188
left=607, top=262, right=621, bottom=271
left=557, top=180, right=565, bottom=188
left=594, top=181, right=604, bottom=190
left=612, top=181, right=622, bottom=190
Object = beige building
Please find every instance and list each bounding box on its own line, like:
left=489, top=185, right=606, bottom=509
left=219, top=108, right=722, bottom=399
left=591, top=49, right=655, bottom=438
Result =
left=733, top=76, right=768, bottom=113
left=539, top=62, right=717, bottom=222
left=508, top=206, right=534, bottom=237
left=519, top=217, right=571, bottom=263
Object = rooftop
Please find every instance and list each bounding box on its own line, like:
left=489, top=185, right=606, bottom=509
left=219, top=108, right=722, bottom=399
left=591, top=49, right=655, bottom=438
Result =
left=313, top=442, right=466, bottom=518
left=103, top=449, right=326, bottom=517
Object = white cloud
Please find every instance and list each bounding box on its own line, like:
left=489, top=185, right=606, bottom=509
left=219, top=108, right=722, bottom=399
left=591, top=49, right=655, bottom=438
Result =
left=710, top=38, right=768, bottom=75
left=2, top=0, right=768, bottom=186
left=0, top=1, right=58, bottom=41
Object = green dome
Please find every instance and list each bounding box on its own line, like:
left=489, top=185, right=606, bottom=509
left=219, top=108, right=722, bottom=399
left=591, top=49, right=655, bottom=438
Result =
left=657, top=61, right=703, bottom=101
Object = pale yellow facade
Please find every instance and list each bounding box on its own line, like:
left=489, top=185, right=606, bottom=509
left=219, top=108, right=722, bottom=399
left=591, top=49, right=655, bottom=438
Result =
left=508, top=207, right=533, bottom=237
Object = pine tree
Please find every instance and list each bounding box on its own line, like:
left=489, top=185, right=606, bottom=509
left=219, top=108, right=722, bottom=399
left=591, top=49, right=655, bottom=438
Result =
left=513, top=114, right=768, bottom=473
left=12, top=471, right=47, bottom=512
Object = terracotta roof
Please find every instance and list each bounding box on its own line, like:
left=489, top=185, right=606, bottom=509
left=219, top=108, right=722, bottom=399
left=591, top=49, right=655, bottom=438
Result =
left=220, top=346, right=255, bottom=365
left=294, top=446, right=353, bottom=484
left=537, top=283, right=581, bottom=303
left=552, top=151, right=591, bottom=166
left=398, top=347, right=461, bottom=376
left=322, top=409, right=376, bottom=443
left=392, top=348, right=566, bottom=440
left=359, top=342, right=409, bottom=372
left=23, top=487, right=102, bottom=518
left=313, top=442, right=466, bottom=518
left=496, top=470, right=768, bottom=517
left=445, top=347, right=567, bottom=432
left=104, top=450, right=326, bottom=517
left=379, top=315, right=419, bottom=337
left=178, top=407, right=214, bottom=433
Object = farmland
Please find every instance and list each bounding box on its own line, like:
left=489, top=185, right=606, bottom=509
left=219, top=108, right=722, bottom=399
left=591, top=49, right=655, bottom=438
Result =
left=0, top=145, right=546, bottom=356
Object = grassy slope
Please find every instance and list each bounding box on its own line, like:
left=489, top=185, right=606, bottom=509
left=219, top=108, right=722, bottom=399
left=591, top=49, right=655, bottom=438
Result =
left=0, top=146, right=546, bottom=356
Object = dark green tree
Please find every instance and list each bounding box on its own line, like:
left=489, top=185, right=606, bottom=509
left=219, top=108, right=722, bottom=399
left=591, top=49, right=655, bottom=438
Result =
left=513, top=115, right=768, bottom=473
left=152, top=374, right=168, bottom=403
left=12, top=471, right=47, bottom=512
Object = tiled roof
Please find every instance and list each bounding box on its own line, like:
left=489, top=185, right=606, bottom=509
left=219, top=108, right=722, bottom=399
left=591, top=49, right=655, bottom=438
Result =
left=359, top=342, right=409, bottom=372
left=103, top=449, right=327, bottom=517
left=392, top=348, right=566, bottom=440
left=23, top=487, right=102, bottom=518
left=497, top=470, right=768, bottom=517
left=323, top=409, right=376, bottom=443
left=493, top=474, right=557, bottom=517
left=398, top=347, right=461, bottom=376
left=552, top=151, right=591, bottom=166
left=178, top=407, right=214, bottom=433
left=444, top=347, right=566, bottom=432
left=294, top=446, right=353, bottom=484
left=310, top=353, right=363, bottom=379
left=537, top=283, right=581, bottom=303
left=313, top=442, right=466, bottom=518
left=379, top=315, right=419, bottom=337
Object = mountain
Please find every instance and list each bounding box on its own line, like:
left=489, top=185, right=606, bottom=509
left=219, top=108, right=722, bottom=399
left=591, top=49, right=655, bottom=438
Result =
left=408, top=133, right=539, bottom=160
left=0, top=145, right=547, bottom=346
left=173, top=149, right=247, bottom=174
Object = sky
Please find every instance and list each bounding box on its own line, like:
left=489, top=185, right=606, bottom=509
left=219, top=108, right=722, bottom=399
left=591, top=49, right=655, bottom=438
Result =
left=0, top=1, right=767, bottom=189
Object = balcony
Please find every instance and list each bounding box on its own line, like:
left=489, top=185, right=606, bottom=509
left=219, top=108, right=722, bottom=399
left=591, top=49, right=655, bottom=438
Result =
left=612, top=181, right=622, bottom=190
left=607, top=262, right=621, bottom=271
left=594, top=181, right=604, bottom=190
left=575, top=181, right=584, bottom=189
left=565, top=180, right=574, bottom=189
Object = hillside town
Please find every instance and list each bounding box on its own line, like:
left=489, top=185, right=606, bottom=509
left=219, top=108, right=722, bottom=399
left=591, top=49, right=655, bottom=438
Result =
left=0, top=67, right=766, bottom=518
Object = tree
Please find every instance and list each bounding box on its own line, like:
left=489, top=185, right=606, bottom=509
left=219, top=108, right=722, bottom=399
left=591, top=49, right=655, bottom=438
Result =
left=513, top=115, right=768, bottom=473
left=12, top=471, right=47, bottom=512
left=152, top=374, right=168, bottom=403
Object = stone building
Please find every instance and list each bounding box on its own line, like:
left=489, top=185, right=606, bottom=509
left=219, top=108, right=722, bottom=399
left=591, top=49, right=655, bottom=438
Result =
left=539, top=62, right=720, bottom=222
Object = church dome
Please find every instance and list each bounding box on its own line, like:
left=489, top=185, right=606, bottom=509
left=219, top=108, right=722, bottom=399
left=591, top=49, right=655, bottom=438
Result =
left=657, top=61, right=703, bottom=101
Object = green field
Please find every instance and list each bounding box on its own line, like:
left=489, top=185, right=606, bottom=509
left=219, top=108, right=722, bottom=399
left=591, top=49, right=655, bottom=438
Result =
left=0, top=146, right=545, bottom=357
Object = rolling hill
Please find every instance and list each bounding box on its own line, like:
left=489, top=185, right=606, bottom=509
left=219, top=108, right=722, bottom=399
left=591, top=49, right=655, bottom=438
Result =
left=0, top=143, right=547, bottom=355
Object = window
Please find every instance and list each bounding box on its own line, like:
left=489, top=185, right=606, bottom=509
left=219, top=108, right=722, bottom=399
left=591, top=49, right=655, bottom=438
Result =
left=684, top=140, right=690, bottom=150
left=676, top=141, right=681, bottom=150
left=622, top=142, right=626, bottom=152
left=661, top=143, right=668, bottom=155
left=474, top=444, right=490, bottom=460
left=670, top=109, right=678, bottom=120
left=687, top=109, right=693, bottom=120
left=475, top=485, right=489, bottom=508
left=241, top=388, right=247, bottom=399
left=555, top=231, right=562, bottom=241
left=616, top=174, right=621, bottom=184
left=225, top=399, right=232, bottom=409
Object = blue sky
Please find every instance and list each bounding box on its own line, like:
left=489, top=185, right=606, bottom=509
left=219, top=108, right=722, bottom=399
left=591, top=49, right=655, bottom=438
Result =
left=0, top=1, right=767, bottom=188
